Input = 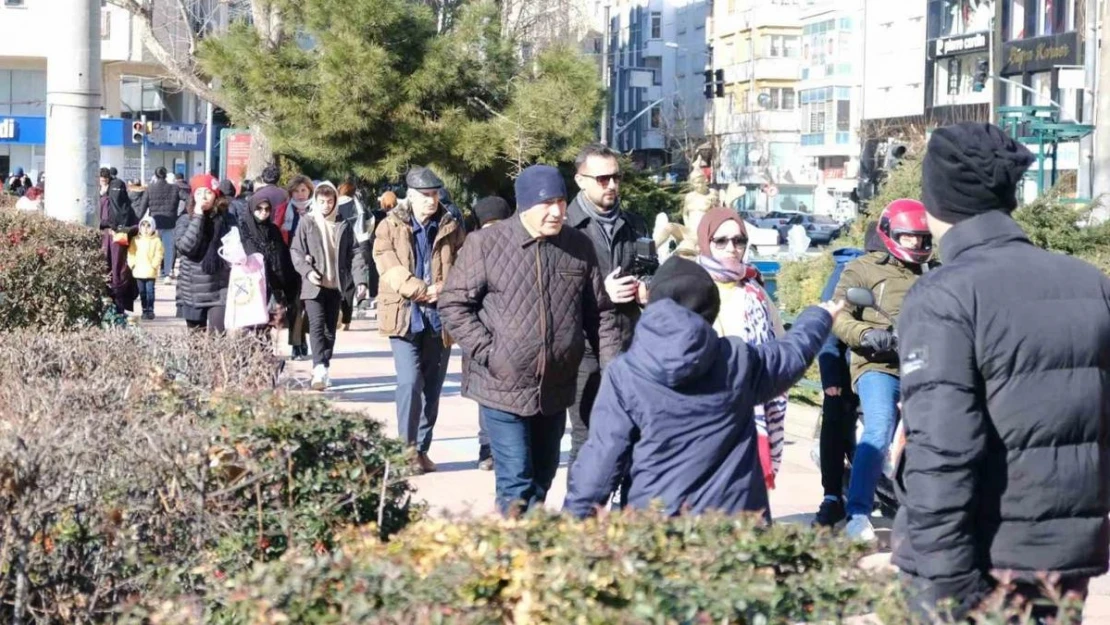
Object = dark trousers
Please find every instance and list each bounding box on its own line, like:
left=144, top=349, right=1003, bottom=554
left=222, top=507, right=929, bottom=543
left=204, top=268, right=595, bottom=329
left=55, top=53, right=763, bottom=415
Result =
left=567, top=354, right=601, bottom=472
left=481, top=406, right=566, bottom=517
left=478, top=410, right=492, bottom=461
left=185, top=305, right=226, bottom=333
left=819, top=391, right=858, bottom=498
left=137, top=279, right=156, bottom=314
left=389, top=330, right=450, bottom=453
left=304, top=288, right=341, bottom=368
left=289, top=299, right=308, bottom=350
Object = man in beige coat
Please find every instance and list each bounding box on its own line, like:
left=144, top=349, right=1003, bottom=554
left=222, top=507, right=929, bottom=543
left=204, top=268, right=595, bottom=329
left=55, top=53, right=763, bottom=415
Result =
left=374, top=167, right=466, bottom=473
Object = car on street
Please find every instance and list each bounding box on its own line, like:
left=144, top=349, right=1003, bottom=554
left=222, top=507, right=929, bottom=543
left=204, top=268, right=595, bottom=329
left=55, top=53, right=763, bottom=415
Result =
left=777, top=213, right=842, bottom=245
left=752, top=211, right=802, bottom=231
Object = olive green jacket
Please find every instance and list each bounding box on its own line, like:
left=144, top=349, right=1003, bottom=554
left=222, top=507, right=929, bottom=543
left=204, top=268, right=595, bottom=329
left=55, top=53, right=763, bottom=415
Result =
left=831, top=251, right=928, bottom=388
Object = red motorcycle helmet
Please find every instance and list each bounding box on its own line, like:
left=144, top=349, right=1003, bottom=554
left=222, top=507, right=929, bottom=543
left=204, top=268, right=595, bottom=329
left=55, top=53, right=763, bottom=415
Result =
left=878, top=199, right=932, bottom=264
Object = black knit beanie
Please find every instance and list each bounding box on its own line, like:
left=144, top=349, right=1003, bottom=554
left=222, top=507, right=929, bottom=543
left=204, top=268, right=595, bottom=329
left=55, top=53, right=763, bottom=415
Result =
left=922, top=122, right=1034, bottom=224
left=473, top=196, right=512, bottom=227
left=648, top=256, right=720, bottom=324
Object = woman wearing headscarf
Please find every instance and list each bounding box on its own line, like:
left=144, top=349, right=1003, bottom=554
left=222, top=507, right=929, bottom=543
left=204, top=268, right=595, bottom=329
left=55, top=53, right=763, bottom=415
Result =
left=98, top=167, right=139, bottom=316
left=696, top=206, right=786, bottom=492
left=175, top=182, right=232, bottom=332
left=241, top=195, right=298, bottom=340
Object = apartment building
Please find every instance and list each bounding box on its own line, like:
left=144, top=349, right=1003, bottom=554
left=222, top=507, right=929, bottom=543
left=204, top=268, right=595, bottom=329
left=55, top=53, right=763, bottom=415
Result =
left=0, top=0, right=211, bottom=182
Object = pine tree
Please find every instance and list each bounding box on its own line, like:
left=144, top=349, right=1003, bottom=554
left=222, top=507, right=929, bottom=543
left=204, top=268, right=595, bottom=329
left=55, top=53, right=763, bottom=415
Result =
left=197, top=0, right=601, bottom=191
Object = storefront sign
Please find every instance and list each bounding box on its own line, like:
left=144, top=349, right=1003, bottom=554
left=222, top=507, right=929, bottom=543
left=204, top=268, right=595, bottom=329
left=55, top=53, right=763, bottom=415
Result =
left=0, top=118, right=15, bottom=140
left=1002, top=31, right=1080, bottom=75
left=129, top=121, right=206, bottom=151
left=147, top=123, right=205, bottom=150
left=219, top=128, right=253, bottom=191
left=935, top=32, right=989, bottom=58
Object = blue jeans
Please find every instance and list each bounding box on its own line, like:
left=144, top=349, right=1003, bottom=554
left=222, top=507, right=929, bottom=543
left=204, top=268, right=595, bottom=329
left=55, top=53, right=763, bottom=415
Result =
left=846, top=371, right=901, bottom=517
left=481, top=406, right=566, bottom=517
left=160, top=229, right=175, bottom=277
left=390, top=330, right=450, bottom=453
left=137, top=279, right=156, bottom=314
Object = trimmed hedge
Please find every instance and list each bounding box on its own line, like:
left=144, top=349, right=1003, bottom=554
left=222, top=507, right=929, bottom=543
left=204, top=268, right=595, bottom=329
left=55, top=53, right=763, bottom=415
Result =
left=0, top=330, right=417, bottom=624
left=133, top=511, right=899, bottom=624
left=0, top=205, right=108, bottom=330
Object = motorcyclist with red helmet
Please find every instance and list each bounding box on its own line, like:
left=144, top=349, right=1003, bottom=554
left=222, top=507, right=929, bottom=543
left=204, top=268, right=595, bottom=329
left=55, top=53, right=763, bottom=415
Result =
left=822, top=198, right=937, bottom=541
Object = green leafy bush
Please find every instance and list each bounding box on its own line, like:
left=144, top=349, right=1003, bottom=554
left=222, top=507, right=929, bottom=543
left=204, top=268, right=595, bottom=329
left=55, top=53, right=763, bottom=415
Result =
left=0, top=330, right=417, bottom=624
left=136, top=511, right=896, bottom=624
left=0, top=206, right=107, bottom=330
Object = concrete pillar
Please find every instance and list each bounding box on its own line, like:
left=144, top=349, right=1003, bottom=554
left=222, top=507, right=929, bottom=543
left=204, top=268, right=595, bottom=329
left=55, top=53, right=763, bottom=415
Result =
left=44, top=0, right=102, bottom=225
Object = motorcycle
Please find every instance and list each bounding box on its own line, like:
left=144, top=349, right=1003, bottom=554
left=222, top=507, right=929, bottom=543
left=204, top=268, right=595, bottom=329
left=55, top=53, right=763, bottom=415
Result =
left=809, top=286, right=903, bottom=519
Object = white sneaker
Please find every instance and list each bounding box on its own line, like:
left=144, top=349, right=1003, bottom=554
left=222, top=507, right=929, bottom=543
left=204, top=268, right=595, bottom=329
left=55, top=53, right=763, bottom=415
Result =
left=311, top=365, right=327, bottom=391
left=845, top=514, right=877, bottom=543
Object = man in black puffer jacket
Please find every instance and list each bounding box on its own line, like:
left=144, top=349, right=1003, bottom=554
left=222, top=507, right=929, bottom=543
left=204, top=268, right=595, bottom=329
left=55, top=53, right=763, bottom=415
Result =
left=136, top=167, right=189, bottom=281
left=893, top=122, right=1110, bottom=623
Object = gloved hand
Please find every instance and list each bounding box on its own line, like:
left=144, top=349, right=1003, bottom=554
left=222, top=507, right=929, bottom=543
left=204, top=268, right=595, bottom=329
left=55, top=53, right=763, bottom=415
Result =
left=861, top=328, right=897, bottom=354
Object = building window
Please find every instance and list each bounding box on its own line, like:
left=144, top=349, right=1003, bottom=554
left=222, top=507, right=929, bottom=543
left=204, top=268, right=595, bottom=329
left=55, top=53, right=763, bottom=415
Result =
left=1036, top=0, right=1055, bottom=36
left=650, top=11, right=662, bottom=39
left=764, top=88, right=796, bottom=110
left=4, top=0, right=25, bottom=6
left=1010, top=0, right=1027, bottom=39
left=766, top=35, right=801, bottom=58
left=941, top=0, right=993, bottom=36
left=933, top=52, right=990, bottom=106
left=836, top=100, right=851, bottom=132
left=101, top=9, right=111, bottom=39
left=650, top=106, right=662, bottom=129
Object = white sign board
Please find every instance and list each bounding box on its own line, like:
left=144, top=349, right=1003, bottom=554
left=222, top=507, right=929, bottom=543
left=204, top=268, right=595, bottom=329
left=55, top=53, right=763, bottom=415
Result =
left=628, top=69, right=656, bottom=89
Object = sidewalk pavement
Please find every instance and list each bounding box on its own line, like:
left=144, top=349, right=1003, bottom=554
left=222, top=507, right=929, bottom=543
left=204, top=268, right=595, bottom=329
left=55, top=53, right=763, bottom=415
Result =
left=149, top=284, right=1109, bottom=622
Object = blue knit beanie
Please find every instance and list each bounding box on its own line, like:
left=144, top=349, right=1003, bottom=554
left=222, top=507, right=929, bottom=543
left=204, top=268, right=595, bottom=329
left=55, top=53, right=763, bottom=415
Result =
left=514, top=165, right=566, bottom=211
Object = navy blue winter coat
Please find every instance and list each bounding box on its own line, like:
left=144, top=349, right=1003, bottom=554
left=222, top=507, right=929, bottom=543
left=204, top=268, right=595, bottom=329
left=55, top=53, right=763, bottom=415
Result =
left=563, top=299, right=832, bottom=518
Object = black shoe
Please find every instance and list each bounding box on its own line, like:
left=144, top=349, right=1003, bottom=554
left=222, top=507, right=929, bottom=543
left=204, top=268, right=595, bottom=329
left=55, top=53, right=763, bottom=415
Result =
left=813, top=498, right=846, bottom=528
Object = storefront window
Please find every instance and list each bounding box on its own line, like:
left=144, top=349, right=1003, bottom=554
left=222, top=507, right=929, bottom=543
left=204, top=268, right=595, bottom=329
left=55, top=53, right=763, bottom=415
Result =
left=1031, top=72, right=1052, bottom=106
left=933, top=52, right=990, bottom=106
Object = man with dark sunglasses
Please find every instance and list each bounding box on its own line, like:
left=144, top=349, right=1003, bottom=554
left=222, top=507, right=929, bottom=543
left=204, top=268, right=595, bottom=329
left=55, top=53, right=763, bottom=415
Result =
left=564, top=143, right=653, bottom=486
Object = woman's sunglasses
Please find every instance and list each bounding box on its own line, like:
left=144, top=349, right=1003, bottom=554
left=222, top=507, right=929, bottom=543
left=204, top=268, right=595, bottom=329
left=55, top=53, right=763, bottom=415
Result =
left=711, top=236, right=748, bottom=250
left=254, top=205, right=272, bottom=213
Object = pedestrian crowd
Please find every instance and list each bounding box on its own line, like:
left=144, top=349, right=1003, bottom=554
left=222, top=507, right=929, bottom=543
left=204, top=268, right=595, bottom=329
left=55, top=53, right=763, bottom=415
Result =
left=19, top=121, right=1108, bottom=624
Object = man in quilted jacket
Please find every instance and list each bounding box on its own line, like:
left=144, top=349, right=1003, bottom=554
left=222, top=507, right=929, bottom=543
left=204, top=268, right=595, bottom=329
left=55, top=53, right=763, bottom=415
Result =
left=440, top=165, right=621, bottom=517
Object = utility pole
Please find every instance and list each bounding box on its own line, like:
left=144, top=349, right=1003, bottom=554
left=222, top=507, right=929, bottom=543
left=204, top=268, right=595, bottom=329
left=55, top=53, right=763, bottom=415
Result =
left=600, top=3, right=611, bottom=145
left=44, top=0, right=102, bottom=225
left=1079, top=0, right=1098, bottom=199
left=1091, top=0, right=1110, bottom=221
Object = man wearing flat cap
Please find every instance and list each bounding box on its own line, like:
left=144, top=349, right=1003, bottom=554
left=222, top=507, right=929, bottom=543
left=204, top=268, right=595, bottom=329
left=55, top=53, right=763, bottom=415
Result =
left=374, top=165, right=466, bottom=474
left=893, top=122, right=1110, bottom=622
left=439, top=164, right=621, bottom=517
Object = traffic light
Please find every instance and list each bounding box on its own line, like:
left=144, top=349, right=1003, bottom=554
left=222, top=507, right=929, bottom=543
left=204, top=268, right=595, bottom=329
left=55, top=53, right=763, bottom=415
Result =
left=884, top=142, right=908, bottom=171
left=972, top=58, right=990, bottom=92
left=131, top=120, right=145, bottom=143
left=703, top=70, right=714, bottom=99
left=714, top=69, right=725, bottom=98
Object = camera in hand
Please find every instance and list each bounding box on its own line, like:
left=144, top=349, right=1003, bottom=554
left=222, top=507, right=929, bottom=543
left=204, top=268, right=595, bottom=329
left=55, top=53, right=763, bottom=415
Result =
left=629, top=237, right=659, bottom=286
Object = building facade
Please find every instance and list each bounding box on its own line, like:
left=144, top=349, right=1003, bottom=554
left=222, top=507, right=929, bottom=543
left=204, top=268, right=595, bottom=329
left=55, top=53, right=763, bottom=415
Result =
left=860, top=0, right=928, bottom=130
left=711, top=0, right=814, bottom=213
left=924, top=0, right=995, bottom=123
left=797, top=0, right=863, bottom=219
left=606, top=0, right=711, bottom=170
left=997, top=0, right=1088, bottom=197
left=0, top=0, right=209, bottom=183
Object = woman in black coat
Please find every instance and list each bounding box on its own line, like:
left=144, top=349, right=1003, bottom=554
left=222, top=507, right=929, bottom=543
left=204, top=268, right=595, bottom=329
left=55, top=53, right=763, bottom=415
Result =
left=175, top=186, right=232, bottom=332
left=241, top=195, right=298, bottom=332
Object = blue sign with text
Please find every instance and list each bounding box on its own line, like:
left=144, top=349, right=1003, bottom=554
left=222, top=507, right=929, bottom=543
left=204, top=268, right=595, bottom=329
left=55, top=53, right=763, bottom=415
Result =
left=0, top=116, right=203, bottom=151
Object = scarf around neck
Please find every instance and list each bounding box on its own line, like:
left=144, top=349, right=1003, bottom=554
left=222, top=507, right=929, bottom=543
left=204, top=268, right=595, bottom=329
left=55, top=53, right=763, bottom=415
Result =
left=310, top=207, right=340, bottom=289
